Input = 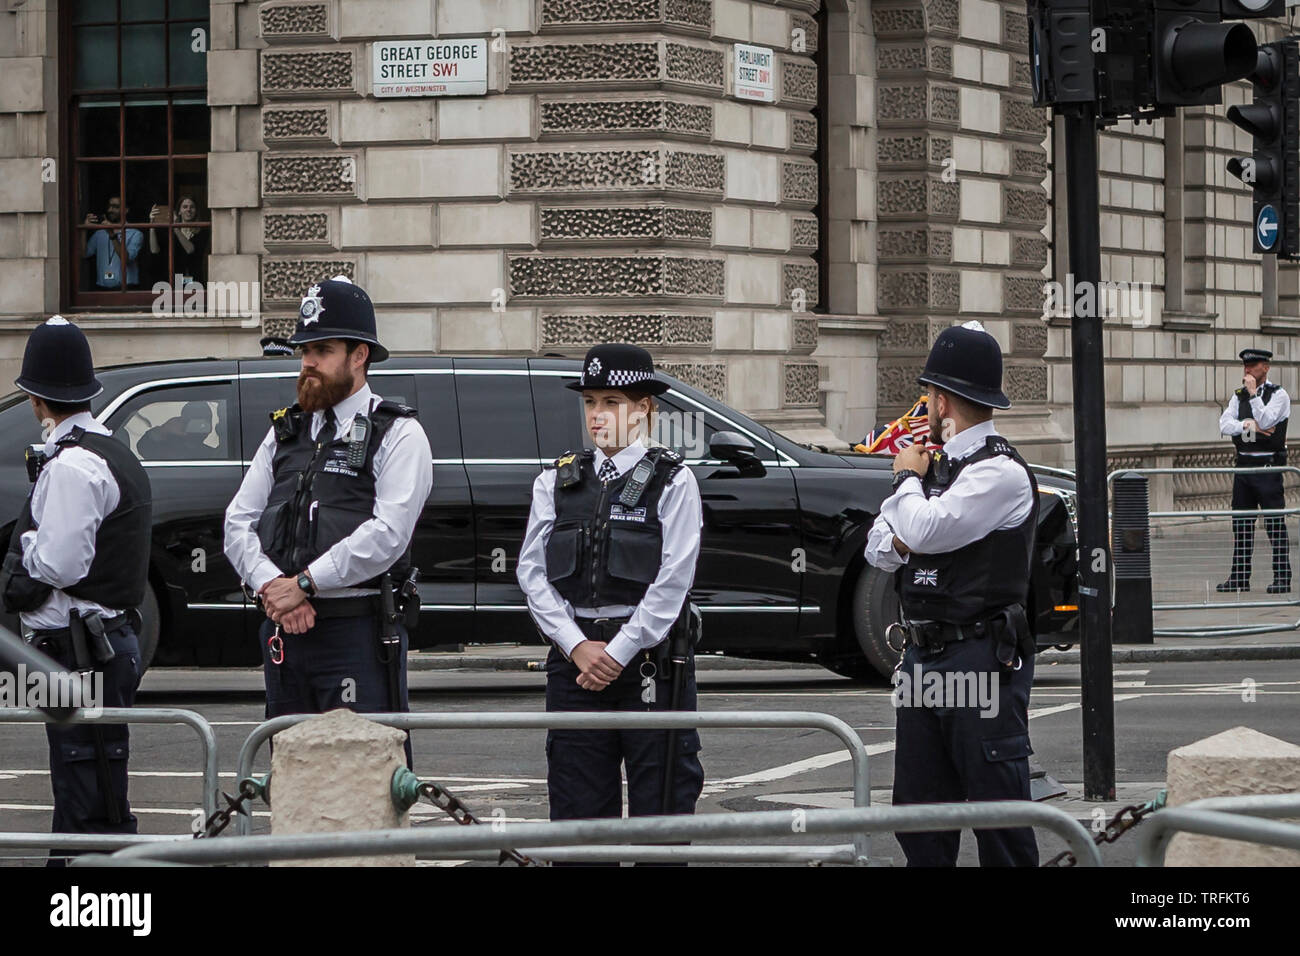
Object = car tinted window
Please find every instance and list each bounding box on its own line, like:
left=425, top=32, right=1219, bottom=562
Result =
left=106, top=381, right=238, bottom=461
left=456, top=372, right=538, bottom=460
left=654, top=391, right=777, bottom=462
left=532, top=373, right=586, bottom=459
left=415, top=371, right=461, bottom=459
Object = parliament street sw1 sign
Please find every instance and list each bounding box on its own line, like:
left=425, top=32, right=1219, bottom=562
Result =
left=733, top=43, right=776, bottom=102
left=372, top=39, right=488, bottom=98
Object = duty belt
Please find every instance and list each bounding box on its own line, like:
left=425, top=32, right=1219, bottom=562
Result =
left=23, top=613, right=130, bottom=657
left=310, top=595, right=382, bottom=619
left=574, top=616, right=631, bottom=641
left=887, top=615, right=999, bottom=652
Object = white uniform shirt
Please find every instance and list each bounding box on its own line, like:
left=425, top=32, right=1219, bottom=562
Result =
left=516, top=441, right=703, bottom=667
left=864, top=420, right=1034, bottom=573
left=1219, top=380, right=1290, bottom=454
left=19, top=412, right=122, bottom=631
left=223, top=383, right=433, bottom=598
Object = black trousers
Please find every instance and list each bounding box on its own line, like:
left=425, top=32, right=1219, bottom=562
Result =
left=544, top=644, right=704, bottom=856
left=39, top=624, right=142, bottom=866
left=891, top=634, right=1038, bottom=867
left=259, top=613, right=411, bottom=765
left=1227, top=468, right=1291, bottom=586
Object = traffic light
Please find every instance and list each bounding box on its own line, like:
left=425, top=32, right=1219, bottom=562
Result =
left=1227, top=39, right=1300, bottom=257
left=1028, top=0, right=1097, bottom=108
left=1152, top=0, right=1258, bottom=107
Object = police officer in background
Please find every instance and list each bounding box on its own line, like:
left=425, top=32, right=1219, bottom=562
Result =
left=223, top=277, right=432, bottom=756
left=1218, top=347, right=1291, bottom=593
left=517, top=344, right=705, bottom=848
left=1, top=317, right=152, bottom=863
left=865, top=321, right=1040, bottom=867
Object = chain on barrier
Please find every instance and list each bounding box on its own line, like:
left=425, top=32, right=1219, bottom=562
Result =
left=1042, top=789, right=1167, bottom=867
left=393, top=767, right=536, bottom=866
left=195, top=775, right=269, bottom=840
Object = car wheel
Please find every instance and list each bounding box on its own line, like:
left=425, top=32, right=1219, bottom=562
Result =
left=136, top=584, right=161, bottom=672
left=852, top=564, right=904, bottom=678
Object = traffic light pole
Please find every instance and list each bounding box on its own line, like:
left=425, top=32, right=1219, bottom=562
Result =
left=1062, top=104, right=1116, bottom=801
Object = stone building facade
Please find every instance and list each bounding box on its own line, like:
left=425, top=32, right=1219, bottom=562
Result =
left=0, top=0, right=1296, bottom=471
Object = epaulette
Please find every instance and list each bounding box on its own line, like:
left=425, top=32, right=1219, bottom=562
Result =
left=55, top=426, right=86, bottom=448
left=372, top=399, right=418, bottom=422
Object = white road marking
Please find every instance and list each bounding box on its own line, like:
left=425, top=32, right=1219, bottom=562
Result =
left=0, top=803, right=271, bottom=818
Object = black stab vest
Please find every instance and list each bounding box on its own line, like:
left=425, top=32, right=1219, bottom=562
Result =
left=1231, top=382, right=1288, bottom=463
left=545, top=447, right=682, bottom=608
left=2, top=427, right=153, bottom=611
left=256, top=399, right=417, bottom=585
left=899, top=435, right=1039, bottom=625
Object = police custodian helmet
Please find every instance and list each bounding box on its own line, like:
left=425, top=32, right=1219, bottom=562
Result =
left=287, top=275, right=389, bottom=363
left=565, top=343, right=671, bottom=395
left=15, top=315, right=104, bottom=403
left=917, top=320, right=1011, bottom=410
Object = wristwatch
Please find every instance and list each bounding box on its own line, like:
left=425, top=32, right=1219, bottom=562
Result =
left=296, top=570, right=316, bottom=597
left=892, top=468, right=922, bottom=491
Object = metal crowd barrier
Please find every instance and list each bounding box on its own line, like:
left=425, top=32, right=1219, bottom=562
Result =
left=1135, top=793, right=1300, bottom=866
left=234, top=710, right=873, bottom=863
left=1108, top=465, right=1300, bottom=637
left=83, top=801, right=1101, bottom=867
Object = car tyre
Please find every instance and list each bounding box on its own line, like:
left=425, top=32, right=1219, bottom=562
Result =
left=136, top=584, right=161, bottom=672
left=852, top=564, right=904, bottom=679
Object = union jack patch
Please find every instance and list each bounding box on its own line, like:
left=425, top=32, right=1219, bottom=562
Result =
left=913, top=568, right=938, bottom=586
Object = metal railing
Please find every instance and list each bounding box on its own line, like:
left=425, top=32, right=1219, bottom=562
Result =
left=84, top=801, right=1101, bottom=867
left=235, top=710, right=872, bottom=863
left=1108, top=466, right=1300, bottom=636
left=1135, top=793, right=1300, bottom=866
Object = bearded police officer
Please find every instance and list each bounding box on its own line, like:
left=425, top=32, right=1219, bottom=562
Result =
left=223, top=277, right=432, bottom=754
left=517, top=344, right=705, bottom=843
left=1, top=317, right=152, bottom=863
left=865, top=321, right=1040, bottom=867
left=1218, top=347, right=1291, bottom=593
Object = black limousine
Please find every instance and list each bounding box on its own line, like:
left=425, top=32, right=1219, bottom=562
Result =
left=0, top=355, right=1079, bottom=679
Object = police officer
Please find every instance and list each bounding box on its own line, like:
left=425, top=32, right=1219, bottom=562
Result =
left=223, top=277, right=432, bottom=753
left=865, top=321, right=1039, bottom=867
left=1, top=316, right=152, bottom=864
left=260, top=335, right=294, bottom=357
left=517, top=344, right=705, bottom=845
left=1218, top=347, right=1291, bottom=593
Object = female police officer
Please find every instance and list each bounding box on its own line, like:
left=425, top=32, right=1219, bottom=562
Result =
left=516, top=344, right=705, bottom=840
left=865, top=321, right=1040, bottom=867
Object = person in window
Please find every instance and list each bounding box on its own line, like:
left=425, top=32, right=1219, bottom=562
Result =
left=82, top=196, right=143, bottom=290
left=136, top=401, right=215, bottom=461
left=148, top=196, right=208, bottom=286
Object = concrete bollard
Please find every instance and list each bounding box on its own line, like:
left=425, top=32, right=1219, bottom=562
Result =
left=1165, top=726, right=1300, bottom=866
left=270, top=709, right=413, bottom=867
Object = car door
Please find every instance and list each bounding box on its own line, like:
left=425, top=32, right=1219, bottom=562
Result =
left=104, top=374, right=245, bottom=664
left=454, top=359, right=542, bottom=643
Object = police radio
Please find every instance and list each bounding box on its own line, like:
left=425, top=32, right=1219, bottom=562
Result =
left=346, top=415, right=369, bottom=469
left=619, top=457, right=655, bottom=507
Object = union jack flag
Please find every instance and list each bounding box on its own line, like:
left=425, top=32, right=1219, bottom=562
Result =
left=912, top=568, right=938, bottom=586
left=855, top=394, right=941, bottom=455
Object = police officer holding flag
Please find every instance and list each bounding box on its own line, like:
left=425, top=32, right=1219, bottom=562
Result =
left=223, top=277, right=432, bottom=755
left=1, top=317, right=152, bottom=863
left=1218, top=347, right=1291, bottom=593
left=865, top=321, right=1040, bottom=867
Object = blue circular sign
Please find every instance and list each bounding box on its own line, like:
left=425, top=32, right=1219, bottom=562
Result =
left=1258, top=205, right=1279, bottom=251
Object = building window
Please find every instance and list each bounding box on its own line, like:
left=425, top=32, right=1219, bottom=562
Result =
left=62, top=0, right=210, bottom=310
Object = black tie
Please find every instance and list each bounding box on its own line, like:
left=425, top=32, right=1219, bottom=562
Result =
left=598, top=458, right=618, bottom=484
left=321, top=408, right=337, bottom=440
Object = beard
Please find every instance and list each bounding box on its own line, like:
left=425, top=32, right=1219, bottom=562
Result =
left=297, top=365, right=354, bottom=412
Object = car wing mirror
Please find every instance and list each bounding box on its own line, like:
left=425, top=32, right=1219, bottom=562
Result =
left=708, top=431, right=765, bottom=474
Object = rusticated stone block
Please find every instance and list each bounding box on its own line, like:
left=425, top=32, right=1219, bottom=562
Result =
left=1003, top=274, right=1048, bottom=313
left=510, top=42, right=661, bottom=86
left=781, top=161, right=818, bottom=205
left=1004, top=186, right=1047, bottom=225
left=1003, top=8, right=1029, bottom=47
left=784, top=362, right=820, bottom=406
left=1013, top=147, right=1047, bottom=179
left=931, top=86, right=959, bottom=124
left=927, top=0, right=959, bottom=35
left=781, top=60, right=818, bottom=106
left=263, top=106, right=333, bottom=144
left=878, top=84, right=926, bottom=123
left=791, top=116, right=817, bottom=151
left=509, top=254, right=725, bottom=298
left=263, top=258, right=357, bottom=302
left=872, top=7, right=925, bottom=37
left=660, top=361, right=726, bottom=399
left=262, top=50, right=355, bottom=95
left=880, top=318, right=932, bottom=351
left=665, top=0, right=713, bottom=29
left=541, top=311, right=714, bottom=347
left=879, top=226, right=953, bottom=262
left=878, top=178, right=959, bottom=220
left=260, top=2, right=331, bottom=40
left=510, top=148, right=658, bottom=192
left=1013, top=56, right=1031, bottom=91
left=878, top=44, right=927, bottom=74
left=1004, top=97, right=1047, bottom=138
left=541, top=0, right=660, bottom=24
left=539, top=98, right=712, bottom=138
left=793, top=315, right=818, bottom=349
left=665, top=150, right=725, bottom=193
left=878, top=269, right=959, bottom=312
left=930, top=136, right=953, bottom=163
left=930, top=44, right=952, bottom=76
left=878, top=364, right=926, bottom=405
left=264, top=211, right=333, bottom=248
left=784, top=262, right=819, bottom=308
left=264, top=155, right=359, bottom=198
left=1012, top=322, right=1049, bottom=355
left=665, top=101, right=716, bottom=137
left=791, top=216, right=818, bottom=250
left=666, top=43, right=726, bottom=90
left=1012, top=233, right=1048, bottom=267
left=539, top=205, right=712, bottom=243
left=878, top=134, right=928, bottom=165
left=791, top=13, right=819, bottom=53
left=1005, top=364, right=1047, bottom=402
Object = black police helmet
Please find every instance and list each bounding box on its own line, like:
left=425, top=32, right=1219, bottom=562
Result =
left=1240, top=348, right=1273, bottom=364
left=565, top=343, right=671, bottom=396
left=917, top=321, right=1011, bottom=410
left=259, top=335, right=294, bottom=357
left=15, top=315, right=104, bottom=404
left=287, top=275, right=389, bottom=363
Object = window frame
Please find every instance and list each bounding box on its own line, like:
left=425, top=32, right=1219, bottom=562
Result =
left=104, top=378, right=240, bottom=465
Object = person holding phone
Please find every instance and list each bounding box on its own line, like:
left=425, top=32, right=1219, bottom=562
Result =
left=82, top=196, right=143, bottom=290
left=149, top=195, right=207, bottom=286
